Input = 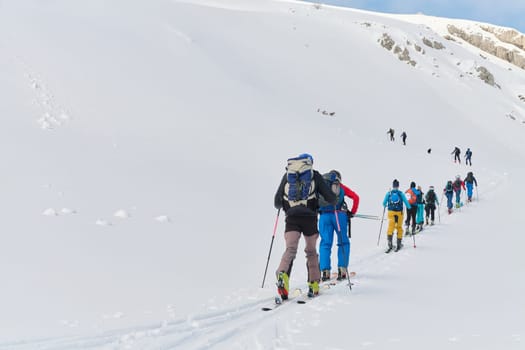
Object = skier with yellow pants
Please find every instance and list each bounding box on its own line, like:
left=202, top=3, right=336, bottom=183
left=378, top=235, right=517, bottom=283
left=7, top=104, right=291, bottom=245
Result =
left=382, top=179, right=412, bottom=253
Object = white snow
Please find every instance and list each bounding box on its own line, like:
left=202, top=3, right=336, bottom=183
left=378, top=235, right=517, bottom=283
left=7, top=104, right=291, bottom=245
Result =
left=0, top=0, right=524, bottom=349
left=42, top=208, right=58, bottom=216
left=154, top=215, right=171, bottom=223
left=113, top=209, right=131, bottom=219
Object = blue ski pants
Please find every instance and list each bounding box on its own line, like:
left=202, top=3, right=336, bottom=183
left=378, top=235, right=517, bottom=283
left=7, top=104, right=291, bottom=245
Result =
left=446, top=192, right=453, bottom=209
left=466, top=182, right=474, bottom=199
left=319, top=211, right=350, bottom=271
left=454, top=189, right=461, bottom=204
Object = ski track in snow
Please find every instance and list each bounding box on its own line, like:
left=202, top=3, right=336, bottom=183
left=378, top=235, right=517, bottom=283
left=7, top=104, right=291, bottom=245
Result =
left=2, top=173, right=506, bottom=350
left=0, top=222, right=458, bottom=349
left=14, top=57, right=73, bottom=131
left=0, top=296, right=280, bottom=349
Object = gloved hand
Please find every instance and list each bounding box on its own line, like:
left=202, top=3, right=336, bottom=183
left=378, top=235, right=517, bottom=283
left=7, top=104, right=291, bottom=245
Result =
left=348, top=211, right=355, bottom=218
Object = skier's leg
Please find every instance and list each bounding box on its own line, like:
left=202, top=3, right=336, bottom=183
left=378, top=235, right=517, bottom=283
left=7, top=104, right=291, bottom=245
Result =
left=336, top=212, right=350, bottom=268
left=304, top=233, right=321, bottom=283
left=318, top=214, right=334, bottom=271
left=277, top=230, right=300, bottom=277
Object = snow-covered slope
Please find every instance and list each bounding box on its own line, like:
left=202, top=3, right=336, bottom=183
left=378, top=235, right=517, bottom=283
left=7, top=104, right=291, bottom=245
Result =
left=0, top=0, right=524, bottom=348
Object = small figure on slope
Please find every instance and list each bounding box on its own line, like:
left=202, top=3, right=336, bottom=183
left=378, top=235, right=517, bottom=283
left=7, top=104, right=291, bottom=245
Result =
left=465, top=148, right=473, bottom=166
left=415, top=185, right=425, bottom=233
left=387, top=128, right=395, bottom=141
left=452, top=175, right=466, bottom=208
left=464, top=171, right=478, bottom=202
left=404, top=181, right=419, bottom=235
left=451, top=146, right=461, bottom=163
left=424, top=186, right=439, bottom=225
left=444, top=180, right=454, bottom=214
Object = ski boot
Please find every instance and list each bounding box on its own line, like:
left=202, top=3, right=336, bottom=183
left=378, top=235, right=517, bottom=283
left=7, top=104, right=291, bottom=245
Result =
left=456, top=202, right=460, bottom=208
left=425, top=217, right=429, bottom=226
left=337, top=267, right=348, bottom=281
left=395, top=238, right=403, bottom=252
left=307, top=281, right=319, bottom=297
left=431, top=220, right=434, bottom=226
left=321, top=270, right=331, bottom=282
left=276, top=272, right=289, bottom=300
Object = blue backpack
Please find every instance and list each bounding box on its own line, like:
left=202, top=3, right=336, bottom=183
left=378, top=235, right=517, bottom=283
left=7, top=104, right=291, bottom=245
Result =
left=284, top=155, right=316, bottom=207
left=388, top=190, right=403, bottom=211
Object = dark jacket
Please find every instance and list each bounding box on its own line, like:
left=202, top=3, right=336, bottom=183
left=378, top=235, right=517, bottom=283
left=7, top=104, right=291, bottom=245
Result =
left=464, top=175, right=477, bottom=186
left=274, top=170, right=336, bottom=217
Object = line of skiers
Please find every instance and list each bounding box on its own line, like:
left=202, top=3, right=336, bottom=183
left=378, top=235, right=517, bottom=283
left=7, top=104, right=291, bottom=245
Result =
left=443, top=171, right=478, bottom=213
left=451, top=146, right=473, bottom=166
left=272, top=153, right=478, bottom=299
left=383, top=171, right=478, bottom=252
left=386, top=131, right=474, bottom=166
left=387, top=128, right=407, bottom=145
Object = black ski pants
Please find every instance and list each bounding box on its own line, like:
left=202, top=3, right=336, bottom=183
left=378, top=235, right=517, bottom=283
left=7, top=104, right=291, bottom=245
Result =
left=425, top=205, right=436, bottom=221
left=405, top=206, right=417, bottom=229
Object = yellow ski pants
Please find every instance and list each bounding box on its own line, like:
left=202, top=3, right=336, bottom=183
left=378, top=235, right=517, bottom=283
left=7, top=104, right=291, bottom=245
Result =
left=387, top=210, right=404, bottom=239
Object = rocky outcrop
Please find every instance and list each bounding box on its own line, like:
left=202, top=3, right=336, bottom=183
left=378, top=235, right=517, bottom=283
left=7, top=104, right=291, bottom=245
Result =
left=447, top=24, right=525, bottom=69
left=379, top=33, right=395, bottom=50
left=476, top=66, right=498, bottom=87
left=379, top=33, right=417, bottom=66
left=480, top=26, right=525, bottom=50
left=422, top=37, right=445, bottom=50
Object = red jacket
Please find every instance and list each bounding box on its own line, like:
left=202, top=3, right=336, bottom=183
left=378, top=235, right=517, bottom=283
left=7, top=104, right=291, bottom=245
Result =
left=452, top=179, right=466, bottom=191
left=341, top=183, right=360, bottom=214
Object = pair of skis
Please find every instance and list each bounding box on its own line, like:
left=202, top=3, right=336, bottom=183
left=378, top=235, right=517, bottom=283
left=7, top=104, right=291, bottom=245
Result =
left=261, top=272, right=356, bottom=311
left=385, top=244, right=403, bottom=253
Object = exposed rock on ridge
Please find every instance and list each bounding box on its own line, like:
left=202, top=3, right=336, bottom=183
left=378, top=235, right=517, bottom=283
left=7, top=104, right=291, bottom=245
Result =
left=447, top=24, right=525, bottom=69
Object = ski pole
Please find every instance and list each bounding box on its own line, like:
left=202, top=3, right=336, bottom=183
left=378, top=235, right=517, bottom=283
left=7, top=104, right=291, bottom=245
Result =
left=335, top=211, right=352, bottom=291
left=334, top=209, right=341, bottom=232
left=341, top=242, right=352, bottom=291
left=376, top=206, right=386, bottom=246
left=476, top=186, right=479, bottom=201
left=261, top=209, right=280, bottom=288
left=437, top=203, right=441, bottom=223
left=347, top=211, right=352, bottom=239
left=412, top=223, right=417, bottom=248
left=354, top=214, right=380, bottom=219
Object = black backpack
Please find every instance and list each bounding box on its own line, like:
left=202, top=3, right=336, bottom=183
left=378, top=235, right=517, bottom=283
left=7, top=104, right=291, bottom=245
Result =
left=425, top=190, right=436, bottom=204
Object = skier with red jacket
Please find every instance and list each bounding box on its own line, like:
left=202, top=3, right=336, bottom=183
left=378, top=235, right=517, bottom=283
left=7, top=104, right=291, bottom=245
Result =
left=452, top=175, right=466, bottom=208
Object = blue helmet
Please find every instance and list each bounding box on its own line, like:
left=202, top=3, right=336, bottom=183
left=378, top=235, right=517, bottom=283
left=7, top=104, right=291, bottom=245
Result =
left=297, top=153, right=313, bottom=163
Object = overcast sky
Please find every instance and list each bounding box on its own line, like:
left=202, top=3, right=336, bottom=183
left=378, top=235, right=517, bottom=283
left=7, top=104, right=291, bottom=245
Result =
left=314, top=0, right=525, bottom=33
